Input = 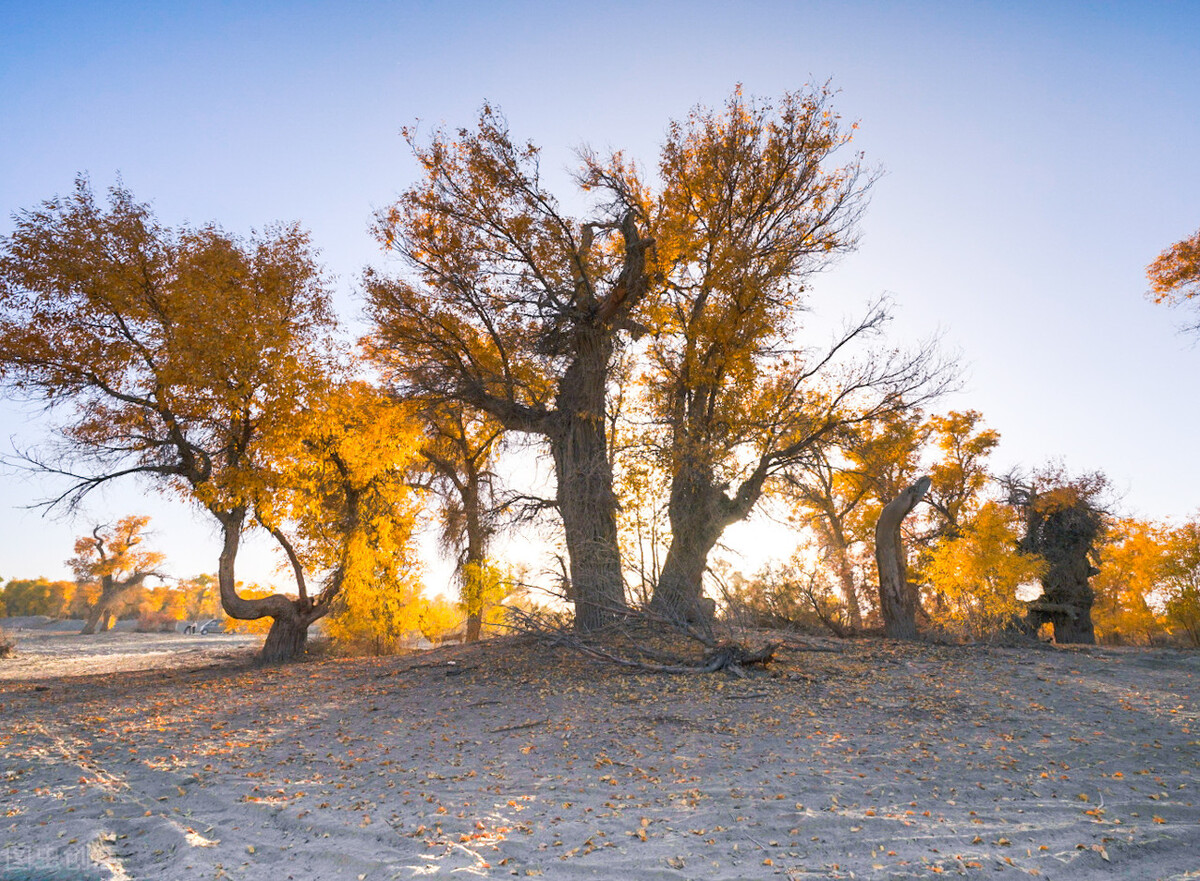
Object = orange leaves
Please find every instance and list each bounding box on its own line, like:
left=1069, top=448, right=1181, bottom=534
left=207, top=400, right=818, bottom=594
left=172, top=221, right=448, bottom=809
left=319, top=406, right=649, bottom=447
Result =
left=1147, top=227, right=1200, bottom=305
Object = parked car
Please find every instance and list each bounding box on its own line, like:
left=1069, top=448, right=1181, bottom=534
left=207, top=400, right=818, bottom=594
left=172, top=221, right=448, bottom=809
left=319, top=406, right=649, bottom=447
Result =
left=184, top=618, right=226, bottom=635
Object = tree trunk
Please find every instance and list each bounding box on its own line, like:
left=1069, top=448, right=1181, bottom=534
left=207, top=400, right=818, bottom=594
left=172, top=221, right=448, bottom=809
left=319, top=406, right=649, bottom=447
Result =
left=1019, top=496, right=1100, bottom=645
left=875, top=475, right=930, bottom=641
left=214, top=508, right=313, bottom=662
left=649, top=466, right=725, bottom=626
left=822, top=525, right=864, bottom=631
left=465, top=610, right=482, bottom=643
left=81, top=574, right=119, bottom=635
left=260, top=609, right=309, bottom=663
left=462, top=479, right=486, bottom=644
left=80, top=603, right=106, bottom=635
left=551, top=333, right=626, bottom=632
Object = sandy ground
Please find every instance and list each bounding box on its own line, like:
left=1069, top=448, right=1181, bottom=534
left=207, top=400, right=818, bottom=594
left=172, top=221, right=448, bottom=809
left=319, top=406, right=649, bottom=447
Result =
left=0, top=630, right=259, bottom=681
left=1, top=634, right=1198, bottom=881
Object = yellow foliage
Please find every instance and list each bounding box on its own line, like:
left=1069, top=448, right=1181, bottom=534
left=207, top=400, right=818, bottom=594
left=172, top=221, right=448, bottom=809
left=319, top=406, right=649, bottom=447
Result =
left=244, top=379, right=428, bottom=653
left=924, top=502, right=1045, bottom=640
left=68, top=515, right=164, bottom=585
left=459, top=560, right=510, bottom=633
left=1162, top=518, right=1200, bottom=647
left=417, top=594, right=462, bottom=642
left=324, top=564, right=425, bottom=654
left=1092, top=518, right=1170, bottom=644
left=1147, top=227, right=1200, bottom=305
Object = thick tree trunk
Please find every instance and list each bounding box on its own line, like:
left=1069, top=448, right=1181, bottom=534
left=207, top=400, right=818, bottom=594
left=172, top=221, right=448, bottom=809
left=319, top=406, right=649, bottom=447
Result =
left=875, top=476, right=931, bottom=641
left=80, top=603, right=106, bottom=635
left=465, top=611, right=482, bottom=644
left=650, top=466, right=725, bottom=626
left=261, top=609, right=310, bottom=663
left=215, top=508, right=314, bottom=662
left=1019, top=496, right=1100, bottom=645
left=81, top=577, right=123, bottom=635
left=551, top=333, right=626, bottom=632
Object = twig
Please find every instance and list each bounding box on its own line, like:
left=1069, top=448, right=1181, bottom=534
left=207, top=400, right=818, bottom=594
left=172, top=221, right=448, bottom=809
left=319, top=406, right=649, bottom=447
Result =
left=489, top=719, right=547, bottom=734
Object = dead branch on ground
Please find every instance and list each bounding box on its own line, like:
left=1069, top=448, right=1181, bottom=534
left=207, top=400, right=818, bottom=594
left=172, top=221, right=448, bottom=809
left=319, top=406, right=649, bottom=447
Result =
left=504, top=604, right=778, bottom=677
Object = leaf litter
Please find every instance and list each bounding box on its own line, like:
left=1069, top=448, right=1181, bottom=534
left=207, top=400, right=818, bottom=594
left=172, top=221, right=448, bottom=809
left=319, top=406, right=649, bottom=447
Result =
left=1, top=635, right=1197, bottom=879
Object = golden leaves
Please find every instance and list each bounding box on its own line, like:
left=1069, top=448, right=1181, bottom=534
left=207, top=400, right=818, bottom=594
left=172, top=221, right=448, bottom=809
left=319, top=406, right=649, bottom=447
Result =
left=1147, top=227, right=1200, bottom=305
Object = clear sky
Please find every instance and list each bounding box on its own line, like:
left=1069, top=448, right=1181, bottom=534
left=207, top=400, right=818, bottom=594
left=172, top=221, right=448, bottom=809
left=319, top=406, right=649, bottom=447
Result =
left=2, top=0, right=1198, bottom=587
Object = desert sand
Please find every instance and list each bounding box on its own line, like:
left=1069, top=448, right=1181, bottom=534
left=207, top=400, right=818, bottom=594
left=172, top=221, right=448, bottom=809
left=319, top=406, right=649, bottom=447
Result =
left=1, top=632, right=1198, bottom=880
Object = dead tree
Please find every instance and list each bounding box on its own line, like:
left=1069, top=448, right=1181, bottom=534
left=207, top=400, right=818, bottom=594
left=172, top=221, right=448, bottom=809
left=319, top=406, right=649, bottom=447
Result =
left=875, top=475, right=931, bottom=640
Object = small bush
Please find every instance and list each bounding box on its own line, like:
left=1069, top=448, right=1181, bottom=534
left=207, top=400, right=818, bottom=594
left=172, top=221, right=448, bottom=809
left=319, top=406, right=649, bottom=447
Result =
left=0, top=626, right=15, bottom=659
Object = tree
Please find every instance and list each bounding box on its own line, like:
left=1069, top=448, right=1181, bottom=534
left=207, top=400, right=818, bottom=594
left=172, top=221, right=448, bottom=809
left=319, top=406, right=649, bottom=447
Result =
left=1147, top=227, right=1200, bottom=331
left=260, top=380, right=425, bottom=659
left=69, top=515, right=165, bottom=634
left=1162, top=517, right=1200, bottom=647
left=786, top=447, right=873, bottom=629
left=178, top=574, right=222, bottom=623
left=0, top=178, right=340, bottom=661
left=1091, top=518, right=1169, bottom=644
left=923, top=501, right=1045, bottom=640
left=1008, top=469, right=1109, bottom=644
left=0, top=578, right=80, bottom=618
left=924, top=411, right=1000, bottom=540
left=875, top=475, right=931, bottom=640
left=416, top=404, right=504, bottom=642
left=366, top=108, right=655, bottom=631
left=639, top=86, right=949, bottom=625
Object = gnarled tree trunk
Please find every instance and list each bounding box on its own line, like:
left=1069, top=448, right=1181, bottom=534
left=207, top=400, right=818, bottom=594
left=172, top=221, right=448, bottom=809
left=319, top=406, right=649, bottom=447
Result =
left=649, top=465, right=726, bottom=627
left=216, top=508, right=320, bottom=663
left=875, top=475, right=931, bottom=641
left=80, top=602, right=110, bottom=635
left=261, top=607, right=310, bottom=662
left=1019, top=498, right=1101, bottom=644
left=80, top=570, right=156, bottom=635
left=550, top=332, right=627, bottom=632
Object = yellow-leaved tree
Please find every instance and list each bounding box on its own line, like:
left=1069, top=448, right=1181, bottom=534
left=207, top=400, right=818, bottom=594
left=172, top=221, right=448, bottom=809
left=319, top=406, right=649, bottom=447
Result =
left=412, top=403, right=505, bottom=643
left=0, top=178, right=352, bottom=661
left=639, top=86, right=950, bottom=626
left=68, top=515, right=165, bottom=634
left=1162, top=518, right=1200, bottom=646
left=923, top=501, right=1045, bottom=640
left=366, top=108, right=656, bottom=633
left=260, top=380, right=426, bottom=657
left=1091, top=518, right=1170, bottom=644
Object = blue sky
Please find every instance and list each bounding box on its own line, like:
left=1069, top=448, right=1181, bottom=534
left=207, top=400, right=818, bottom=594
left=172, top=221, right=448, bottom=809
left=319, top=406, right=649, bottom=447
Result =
left=2, top=0, right=1198, bottom=585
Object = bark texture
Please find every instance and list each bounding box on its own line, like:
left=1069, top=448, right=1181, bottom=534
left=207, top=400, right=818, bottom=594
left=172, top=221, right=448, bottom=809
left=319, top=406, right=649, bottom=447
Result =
left=875, top=475, right=931, bottom=641
left=649, top=465, right=728, bottom=627
left=1020, top=498, right=1102, bottom=644
left=550, top=330, right=626, bottom=632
